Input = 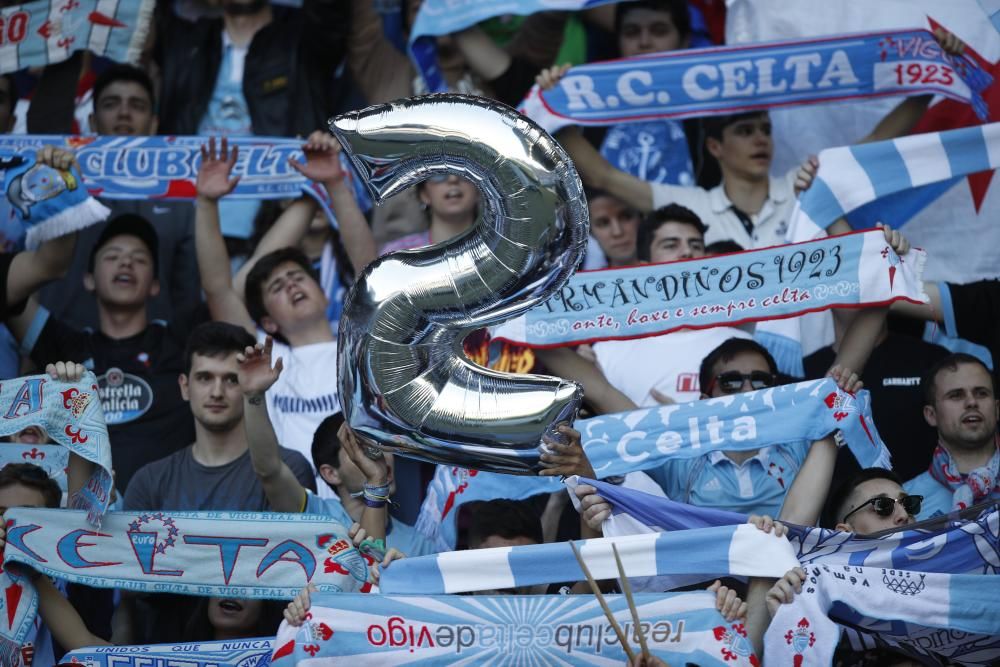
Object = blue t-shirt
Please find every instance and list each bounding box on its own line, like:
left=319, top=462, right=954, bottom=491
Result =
left=599, top=120, right=693, bottom=186
left=197, top=36, right=258, bottom=239
left=648, top=442, right=810, bottom=517
left=904, top=471, right=1000, bottom=521
left=304, top=492, right=438, bottom=557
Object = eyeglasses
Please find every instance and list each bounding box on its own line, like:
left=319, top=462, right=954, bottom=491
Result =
left=842, top=494, right=923, bottom=523
left=426, top=174, right=452, bottom=184
left=708, top=370, right=776, bottom=394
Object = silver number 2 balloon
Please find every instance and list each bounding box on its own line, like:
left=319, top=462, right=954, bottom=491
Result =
left=333, top=95, right=588, bottom=474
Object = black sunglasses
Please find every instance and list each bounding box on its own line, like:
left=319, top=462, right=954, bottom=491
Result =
left=709, top=370, right=776, bottom=394
left=843, top=494, right=923, bottom=523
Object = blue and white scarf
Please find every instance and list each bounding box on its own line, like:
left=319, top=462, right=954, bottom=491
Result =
left=0, top=152, right=109, bottom=250
left=788, top=122, right=1000, bottom=241
left=408, top=0, right=620, bottom=93
left=0, top=509, right=368, bottom=664
left=552, top=479, right=1000, bottom=665
left=379, top=523, right=798, bottom=595
left=0, top=0, right=153, bottom=75
left=61, top=638, right=275, bottom=667
left=574, top=477, right=1000, bottom=576
left=270, top=591, right=757, bottom=666
left=575, top=479, right=1000, bottom=663
left=0, top=372, right=112, bottom=523
left=492, top=229, right=927, bottom=348
left=415, top=378, right=889, bottom=551
left=521, top=29, right=992, bottom=135
left=579, top=377, right=888, bottom=476
left=765, top=564, right=1000, bottom=667
left=0, top=135, right=372, bottom=214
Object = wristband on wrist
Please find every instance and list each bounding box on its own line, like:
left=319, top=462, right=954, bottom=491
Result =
left=362, top=481, right=391, bottom=508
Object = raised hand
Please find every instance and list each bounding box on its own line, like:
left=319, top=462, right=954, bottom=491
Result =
left=288, top=130, right=345, bottom=184
left=766, top=567, right=807, bottom=618
left=794, top=155, right=819, bottom=196
left=574, top=484, right=612, bottom=531
left=535, top=63, right=572, bottom=91
left=236, top=335, right=284, bottom=399
left=708, top=579, right=748, bottom=622
left=877, top=221, right=910, bottom=256
left=338, top=422, right=389, bottom=486
left=933, top=27, right=965, bottom=57
left=196, top=136, right=241, bottom=201
left=36, top=145, right=77, bottom=171
left=539, top=424, right=596, bottom=478
left=747, top=514, right=788, bottom=538
left=282, top=583, right=317, bottom=627
left=828, top=364, right=863, bottom=394
left=45, top=361, right=86, bottom=383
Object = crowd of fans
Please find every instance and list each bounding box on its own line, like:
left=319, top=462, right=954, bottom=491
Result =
left=0, top=0, right=995, bottom=665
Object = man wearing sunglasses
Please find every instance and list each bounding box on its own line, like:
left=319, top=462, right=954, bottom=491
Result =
left=643, top=337, right=834, bottom=517
left=750, top=468, right=924, bottom=664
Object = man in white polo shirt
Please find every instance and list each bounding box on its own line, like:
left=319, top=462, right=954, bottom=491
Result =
left=537, top=25, right=964, bottom=250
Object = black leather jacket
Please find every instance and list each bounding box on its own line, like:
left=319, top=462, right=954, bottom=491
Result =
left=155, top=1, right=350, bottom=137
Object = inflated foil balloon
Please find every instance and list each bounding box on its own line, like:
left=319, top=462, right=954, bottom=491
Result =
left=332, top=94, right=588, bottom=474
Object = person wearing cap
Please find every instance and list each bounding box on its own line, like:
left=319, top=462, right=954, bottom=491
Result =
left=8, top=215, right=195, bottom=491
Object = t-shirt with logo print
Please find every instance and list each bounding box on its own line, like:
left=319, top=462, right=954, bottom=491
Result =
left=264, top=335, right=340, bottom=497
left=24, top=308, right=195, bottom=491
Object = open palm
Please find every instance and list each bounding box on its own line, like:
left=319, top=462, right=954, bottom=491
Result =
left=237, top=337, right=283, bottom=397
left=289, top=130, right=345, bottom=183
left=197, top=137, right=240, bottom=200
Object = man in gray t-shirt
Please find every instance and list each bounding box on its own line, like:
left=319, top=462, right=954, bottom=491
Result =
left=118, top=321, right=316, bottom=644
left=125, top=441, right=314, bottom=512
left=123, top=321, right=317, bottom=512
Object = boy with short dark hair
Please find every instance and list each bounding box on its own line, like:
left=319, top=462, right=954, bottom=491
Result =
left=124, top=320, right=315, bottom=512
left=11, top=215, right=195, bottom=491
left=904, top=353, right=1000, bottom=519
left=38, top=62, right=201, bottom=333
left=194, top=136, right=373, bottom=484
left=591, top=205, right=753, bottom=406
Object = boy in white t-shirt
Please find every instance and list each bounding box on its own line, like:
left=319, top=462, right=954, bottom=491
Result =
left=193, top=135, right=375, bottom=494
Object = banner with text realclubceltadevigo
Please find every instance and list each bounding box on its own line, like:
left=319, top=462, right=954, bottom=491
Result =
left=60, top=638, right=275, bottom=667
left=492, top=229, right=927, bottom=348
left=520, top=28, right=992, bottom=135
left=0, top=509, right=368, bottom=666
left=270, top=592, right=758, bottom=666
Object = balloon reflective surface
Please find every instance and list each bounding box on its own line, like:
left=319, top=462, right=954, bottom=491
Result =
left=333, top=95, right=588, bottom=474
